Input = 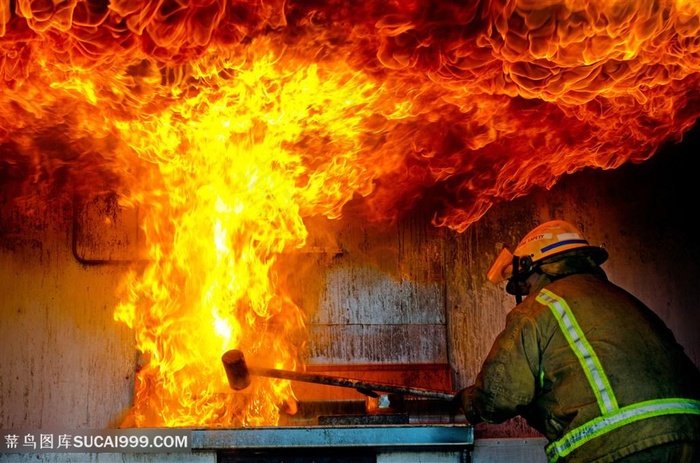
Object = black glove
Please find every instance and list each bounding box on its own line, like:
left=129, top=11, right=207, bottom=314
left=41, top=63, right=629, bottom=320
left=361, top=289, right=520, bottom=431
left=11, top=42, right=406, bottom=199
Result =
left=452, top=387, right=469, bottom=412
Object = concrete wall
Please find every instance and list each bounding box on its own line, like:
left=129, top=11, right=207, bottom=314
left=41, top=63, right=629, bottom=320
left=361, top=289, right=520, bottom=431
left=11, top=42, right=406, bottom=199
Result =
left=1, top=132, right=698, bottom=436
left=0, top=204, right=136, bottom=429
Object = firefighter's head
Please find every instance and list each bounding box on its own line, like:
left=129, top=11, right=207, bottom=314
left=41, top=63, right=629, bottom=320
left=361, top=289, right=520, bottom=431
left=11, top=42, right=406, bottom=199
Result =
left=486, top=220, right=608, bottom=302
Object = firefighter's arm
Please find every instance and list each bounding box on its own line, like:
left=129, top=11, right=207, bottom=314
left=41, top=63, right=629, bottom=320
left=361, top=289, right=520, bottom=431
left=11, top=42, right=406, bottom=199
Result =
left=454, top=309, right=539, bottom=424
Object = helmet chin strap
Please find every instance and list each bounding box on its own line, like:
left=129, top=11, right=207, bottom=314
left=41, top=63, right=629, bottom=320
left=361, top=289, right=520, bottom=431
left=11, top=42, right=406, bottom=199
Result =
left=512, top=255, right=523, bottom=304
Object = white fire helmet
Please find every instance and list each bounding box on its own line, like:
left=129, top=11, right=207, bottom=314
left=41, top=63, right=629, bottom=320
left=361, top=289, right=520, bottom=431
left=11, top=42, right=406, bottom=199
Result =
left=486, top=220, right=608, bottom=284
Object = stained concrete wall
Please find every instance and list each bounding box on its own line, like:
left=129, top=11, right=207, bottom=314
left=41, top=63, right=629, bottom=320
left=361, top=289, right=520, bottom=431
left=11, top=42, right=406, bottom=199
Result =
left=1, top=132, right=698, bottom=435
left=0, top=206, right=136, bottom=429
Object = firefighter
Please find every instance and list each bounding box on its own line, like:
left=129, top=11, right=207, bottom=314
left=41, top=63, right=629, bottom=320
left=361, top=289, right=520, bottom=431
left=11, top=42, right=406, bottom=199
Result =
left=455, top=220, right=700, bottom=462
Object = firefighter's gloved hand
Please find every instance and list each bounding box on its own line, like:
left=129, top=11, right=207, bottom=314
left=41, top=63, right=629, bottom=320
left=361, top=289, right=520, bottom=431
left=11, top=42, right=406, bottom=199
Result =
left=452, top=387, right=469, bottom=412
left=452, top=386, right=479, bottom=424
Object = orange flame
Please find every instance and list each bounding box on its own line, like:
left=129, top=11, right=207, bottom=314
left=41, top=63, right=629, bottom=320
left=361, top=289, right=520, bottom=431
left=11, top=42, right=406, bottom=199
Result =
left=2, top=0, right=699, bottom=427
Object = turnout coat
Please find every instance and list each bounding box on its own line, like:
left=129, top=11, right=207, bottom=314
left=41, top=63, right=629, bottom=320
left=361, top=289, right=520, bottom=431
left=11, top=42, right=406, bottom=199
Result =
left=459, top=271, right=700, bottom=462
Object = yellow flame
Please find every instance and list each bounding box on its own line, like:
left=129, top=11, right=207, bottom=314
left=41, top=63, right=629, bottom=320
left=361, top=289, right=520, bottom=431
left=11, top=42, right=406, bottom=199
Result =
left=107, top=40, right=414, bottom=426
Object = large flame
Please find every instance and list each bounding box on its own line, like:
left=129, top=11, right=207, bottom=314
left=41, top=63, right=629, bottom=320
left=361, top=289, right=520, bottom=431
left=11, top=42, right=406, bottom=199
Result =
left=1, top=0, right=699, bottom=427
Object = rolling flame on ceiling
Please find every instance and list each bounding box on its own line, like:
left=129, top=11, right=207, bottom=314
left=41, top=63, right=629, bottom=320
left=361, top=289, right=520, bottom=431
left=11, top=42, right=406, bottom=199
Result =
left=1, top=0, right=699, bottom=427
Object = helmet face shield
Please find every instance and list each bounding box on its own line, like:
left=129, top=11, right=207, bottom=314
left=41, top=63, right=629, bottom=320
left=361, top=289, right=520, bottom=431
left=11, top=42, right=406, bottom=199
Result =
left=486, top=246, right=514, bottom=283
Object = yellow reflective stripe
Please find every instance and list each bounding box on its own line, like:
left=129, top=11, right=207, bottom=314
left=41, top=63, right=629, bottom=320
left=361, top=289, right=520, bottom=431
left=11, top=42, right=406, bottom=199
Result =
left=546, top=399, right=700, bottom=462
left=539, top=369, right=545, bottom=390
left=537, top=289, right=618, bottom=414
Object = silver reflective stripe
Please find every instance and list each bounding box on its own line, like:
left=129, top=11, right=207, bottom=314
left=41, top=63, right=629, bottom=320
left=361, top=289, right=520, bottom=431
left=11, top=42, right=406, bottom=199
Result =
left=546, top=399, right=700, bottom=462
left=537, top=289, right=618, bottom=414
